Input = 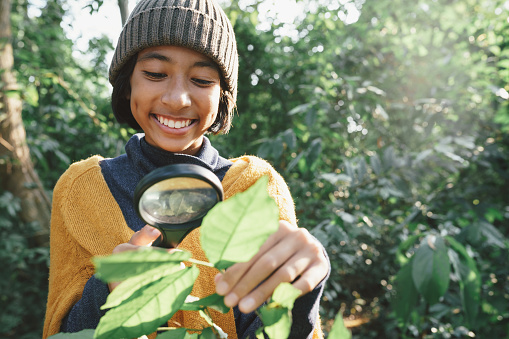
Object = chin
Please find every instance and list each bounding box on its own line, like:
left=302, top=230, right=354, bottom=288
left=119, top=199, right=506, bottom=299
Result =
left=161, top=142, right=197, bottom=155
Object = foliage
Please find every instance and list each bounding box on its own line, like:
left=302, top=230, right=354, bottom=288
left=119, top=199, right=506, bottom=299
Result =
left=0, top=191, right=49, bottom=338
left=12, top=0, right=130, bottom=189
left=213, top=0, right=509, bottom=337
left=2, top=0, right=129, bottom=337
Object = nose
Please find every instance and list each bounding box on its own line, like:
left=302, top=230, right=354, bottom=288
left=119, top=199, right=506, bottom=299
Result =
left=161, top=76, right=191, bottom=110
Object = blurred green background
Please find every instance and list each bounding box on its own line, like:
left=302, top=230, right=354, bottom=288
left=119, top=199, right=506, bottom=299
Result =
left=1, top=0, right=508, bottom=337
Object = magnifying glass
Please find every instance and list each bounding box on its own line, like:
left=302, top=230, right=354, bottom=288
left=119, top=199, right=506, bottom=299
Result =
left=133, top=164, right=224, bottom=248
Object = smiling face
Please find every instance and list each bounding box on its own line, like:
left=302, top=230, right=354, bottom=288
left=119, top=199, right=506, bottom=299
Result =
left=129, top=46, right=222, bottom=155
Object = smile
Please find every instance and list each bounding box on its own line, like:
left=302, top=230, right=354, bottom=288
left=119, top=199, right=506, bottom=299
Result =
left=155, top=115, right=193, bottom=129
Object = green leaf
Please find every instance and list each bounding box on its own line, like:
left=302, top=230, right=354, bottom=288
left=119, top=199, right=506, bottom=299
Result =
left=288, top=102, right=313, bottom=115
left=259, top=283, right=301, bottom=339
left=497, top=58, right=509, bottom=69
left=392, top=259, right=419, bottom=323
left=479, top=221, right=507, bottom=248
left=395, top=234, right=420, bottom=266
left=273, top=139, right=284, bottom=160
left=179, top=293, right=230, bottom=314
left=344, top=161, right=355, bottom=184
left=24, top=84, right=39, bottom=106
left=319, top=173, right=352, bottom=184
left=259, top=305, right=291, bottom=339
left=446, top=237, right=481, bottom=327
left=93, top=248, right=191, bottom=282
left=327, top=310, right=352, bottom=339
left=411, top=235, right=450, bottom=305
left=94, top=266, right=199, bottom=339
left=195, top=310, right=228, bottom=338
left=306, top=138, right=322, bottom=166
left=281, top=129, right=296, bottom=150
left=257, top=141, right=273, bottom=159
left=198, top=327, right=217, bottom=339
left=101, top=263, right=184, bottom=309
left=156, top=328, right=188, bottom=339
left=270, top=282, right=301, bottom=309
left=286, top=151, right=304, bottom=173
left=48, top=330, right=95, bottom=338
left=200, top=176, right=279, bottom=270
left=357, top=157, right=367, bottom=182
left=484, top=207, right=504, bottom=223
left=370, top=154, right=382, bottom=175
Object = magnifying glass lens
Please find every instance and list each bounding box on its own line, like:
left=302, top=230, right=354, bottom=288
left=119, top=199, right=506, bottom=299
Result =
left=134, top=163, right=224, bottom=248
left=139, top=177, right=219, bottom=225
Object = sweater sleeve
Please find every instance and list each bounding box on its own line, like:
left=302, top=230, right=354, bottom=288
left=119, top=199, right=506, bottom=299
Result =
left=43, top=157, right=134, bottom=338
left=61, top=275, right=110, bottom=332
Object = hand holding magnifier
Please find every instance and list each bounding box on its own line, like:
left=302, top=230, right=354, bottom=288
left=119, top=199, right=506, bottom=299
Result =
left=134, top=164, right=223, bottom=248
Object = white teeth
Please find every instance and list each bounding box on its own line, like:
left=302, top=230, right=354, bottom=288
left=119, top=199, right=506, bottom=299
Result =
left=156, top=115, right=191, bottom=129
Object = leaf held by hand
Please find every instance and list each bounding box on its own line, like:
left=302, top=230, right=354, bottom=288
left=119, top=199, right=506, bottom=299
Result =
left=259, top=283, right=301, bottom=339
left=94, top=266, right=199, bottom=339
left=200, top=176, right=279, bottom=270
left=93, top=248, right=190, bottom=282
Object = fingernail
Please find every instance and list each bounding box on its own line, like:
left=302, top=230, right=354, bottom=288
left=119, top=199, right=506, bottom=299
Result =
left=239, top=297, right=255, bottom=313
left=216, top=281, right=229, bottom=295
left=224, top=292, right=238, bottom=307
left=147, top=226, right=161, bottom=236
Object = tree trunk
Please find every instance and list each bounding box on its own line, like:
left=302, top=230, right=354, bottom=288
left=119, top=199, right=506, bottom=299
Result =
left=118, top=0, right=129, bottom=26
left=0, top=0, right=50, bottom=246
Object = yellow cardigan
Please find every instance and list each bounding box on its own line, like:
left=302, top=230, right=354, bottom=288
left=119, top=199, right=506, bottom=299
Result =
left=43, top=155, right=323, bottom=338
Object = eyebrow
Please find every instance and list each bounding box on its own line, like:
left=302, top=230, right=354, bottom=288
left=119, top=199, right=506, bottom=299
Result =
left=137, top=51, right=220, bottom=71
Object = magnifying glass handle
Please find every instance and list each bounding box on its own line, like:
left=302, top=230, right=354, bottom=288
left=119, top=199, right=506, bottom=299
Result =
left=153, top=230, right=187, bottom=248
left=153, top=219, right=202, bottom=248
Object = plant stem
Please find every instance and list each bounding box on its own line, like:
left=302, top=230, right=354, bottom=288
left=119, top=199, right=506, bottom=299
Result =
left=157, top=327, right=202, bottom=332
left=187, top=258, right=215, bottom=268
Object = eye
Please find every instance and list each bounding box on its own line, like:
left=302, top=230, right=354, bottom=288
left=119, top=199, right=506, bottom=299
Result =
left=143, top=71, right=166, bottom=79
left=192, top=78, right=215, bottom=87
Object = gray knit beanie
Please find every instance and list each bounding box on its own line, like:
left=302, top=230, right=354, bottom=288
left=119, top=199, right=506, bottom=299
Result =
left=109, top=0, right=238, bottom=103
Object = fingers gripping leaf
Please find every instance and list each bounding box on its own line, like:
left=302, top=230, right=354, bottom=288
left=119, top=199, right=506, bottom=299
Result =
left=200, top=176, right=279, bottom=270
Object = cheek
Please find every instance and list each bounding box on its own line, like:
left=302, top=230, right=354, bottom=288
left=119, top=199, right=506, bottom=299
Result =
left=209, top=96, right=221, bottom=123
left=209, top=89, right=222, bottom=114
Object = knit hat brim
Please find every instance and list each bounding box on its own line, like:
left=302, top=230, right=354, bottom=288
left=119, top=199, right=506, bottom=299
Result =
left=109, top=0, right=238, bottom=102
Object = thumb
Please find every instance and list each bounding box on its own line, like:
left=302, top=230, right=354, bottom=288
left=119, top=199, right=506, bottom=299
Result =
left=129, top=225, right=161, bottom=246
